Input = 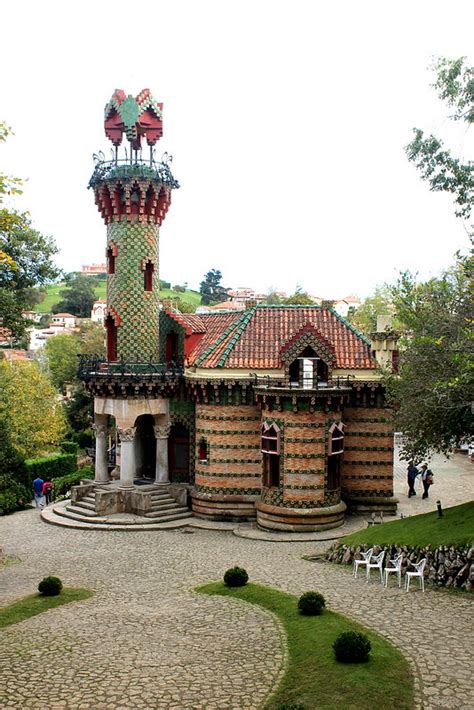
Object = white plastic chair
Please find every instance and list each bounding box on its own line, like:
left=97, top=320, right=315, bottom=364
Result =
left=383, top=553, right=403, bottom=588
left=366, top=550, right=385, bottom=584
left=353, top=548, right=374, bottom=578
left=405, top=558, right=427, bottom=592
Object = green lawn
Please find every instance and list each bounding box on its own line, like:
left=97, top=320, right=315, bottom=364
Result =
left=341, top=501, right=474, bottom=548
left=197, top=582, right=413, bottom=710
left=35, top=282, right=201, bottom=313
left=0, top=588, right=94, bottom=628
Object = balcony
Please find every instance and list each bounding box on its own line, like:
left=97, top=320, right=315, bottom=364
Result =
left=250, top=373, right=354, bottom=394
left=78, top=355, right=183, bottom=396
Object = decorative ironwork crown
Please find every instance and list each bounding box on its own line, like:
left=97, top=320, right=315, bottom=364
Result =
left=104, top=89, right=164, bottom=150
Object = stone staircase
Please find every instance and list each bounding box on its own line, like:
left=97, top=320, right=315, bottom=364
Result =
left=65, top=491, right=99, bottom=518
left=144, top=489, right=192, bottom=522
left=59, top=485, right=193, bottom=525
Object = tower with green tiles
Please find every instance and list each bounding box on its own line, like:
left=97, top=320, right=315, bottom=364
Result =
left=89, top=89, right=179, bottom=362
left=81, top=90, right=184, bottom=500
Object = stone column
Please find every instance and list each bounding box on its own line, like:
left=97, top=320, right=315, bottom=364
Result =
left=92, top=416, right=109, bottom=485
left=117, top=427, right=137, bottom=489
left=154, top=424, right=171, bottom=486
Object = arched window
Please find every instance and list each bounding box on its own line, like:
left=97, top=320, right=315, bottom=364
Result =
left=328, top=422, right=344, bottom=489
left=105, top=315, right=118, bottom=361
left=198, top=438, right=208, bottom=462
left=107, top=247, right=115, bottom=274
left=144, top=261, right=154, bottom=291
left=261, top=422, right=280, bottom=488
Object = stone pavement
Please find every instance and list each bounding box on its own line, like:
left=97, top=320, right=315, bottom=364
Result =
left=393, top=446, right=473, bottom=518
left=1, top=504, right=473, bottom=710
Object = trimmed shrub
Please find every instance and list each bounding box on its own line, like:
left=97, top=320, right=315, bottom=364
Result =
left=38, top=576, right=63, bottom=596
left=26, top=453, right=76, bottom=486
left=298, top=591, right=326, bottom=616
left=224, top=566, right=249, bottom=587
left=0, top=476, right=30, bottom=515
left=52, top=467, right=93, bottom=499
left=60, top=441, right=79, bottom=455
left=333, top=631, right=371, bottom=663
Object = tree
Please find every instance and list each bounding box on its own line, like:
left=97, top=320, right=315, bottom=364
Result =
left=43, top=322, right=105, bottom=391
left=406, top=57, right=474, bottom=239
left=0, top=123, right=60, bottom=340
left=0, top=359, right=66, bottom=458
left=44, top=334, right=81, bottom=390
left=56, top=274, right=96, bottom=317
left=199, top=269, right=228, bottom=305
left=281, top=286, right=315, bottom=305
left=386, top=258, right=473, bottom=460
left=348, top=285, right=397, bottom=335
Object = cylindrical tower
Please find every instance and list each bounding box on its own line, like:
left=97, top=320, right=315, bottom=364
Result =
left=82, top=90, right=180, bottom=497
left=89, top=89, right=179, bottom=362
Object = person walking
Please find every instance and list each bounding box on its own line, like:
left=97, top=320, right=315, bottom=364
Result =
left=407, top=461, right=419, bottom=497
left=420, top=463, right=434, bottom=499
left=42, top=479, right=53, bottom=505
left=33, top=476, right=45, bottom=508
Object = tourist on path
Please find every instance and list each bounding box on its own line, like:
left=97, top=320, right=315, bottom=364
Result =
left=42, top=479, right=53, bottom=505
left=407, top=461, right=419, bottom=497
left=32, top=476, right=45, bottom=508
left=420, top=463, right=434, bottom=499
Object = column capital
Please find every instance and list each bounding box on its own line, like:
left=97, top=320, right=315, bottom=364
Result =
left=154, top=424, right=171, bottom=439
left=92, top=423, right=109, bottom=438
left=117, top=426, right=137, bottom=442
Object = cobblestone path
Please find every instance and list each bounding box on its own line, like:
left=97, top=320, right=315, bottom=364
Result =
left=1, top=508, right=473, bottom=709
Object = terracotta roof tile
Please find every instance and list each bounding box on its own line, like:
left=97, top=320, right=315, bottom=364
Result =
left=187, top=305, right=376, bottom=370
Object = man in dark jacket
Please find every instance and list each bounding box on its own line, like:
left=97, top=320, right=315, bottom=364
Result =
left=407, top=461, right=419, bottom=497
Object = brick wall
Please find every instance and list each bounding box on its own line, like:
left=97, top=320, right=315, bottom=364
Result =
left=194, top=404, right=262, bottom=496
left=261, top=408, right=343, bottom=509
left=341, top=406, right=394, bottom=499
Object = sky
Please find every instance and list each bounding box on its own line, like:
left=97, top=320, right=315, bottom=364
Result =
left=1, top=0, right=472, bottom=299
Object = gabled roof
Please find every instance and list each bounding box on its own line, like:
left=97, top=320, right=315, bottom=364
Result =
left=164, top=309, right=207, bottom=335
left=187, top=305, right=376, bottom=370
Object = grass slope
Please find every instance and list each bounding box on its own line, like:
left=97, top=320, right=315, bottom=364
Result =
left=35, top=283, right=201, bottom=313
left=197, top=582, right=413, bottom=710
left=0, top=588, right=94, bottom=628
left=341, top=501, right=474, bottom=548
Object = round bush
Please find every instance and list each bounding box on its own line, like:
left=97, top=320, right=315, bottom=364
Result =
left=298, top=591, right=326, bottom=616
left=333, top=631, right=371, bottom=663
left=38, top=576, right=63, bottom=596
left=223, top=566, right=249, bottom=587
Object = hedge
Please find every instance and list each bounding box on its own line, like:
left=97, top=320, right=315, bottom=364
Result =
left=26, top=453, right=77, bottom=485
left=59, top=441, right=79, bottom=455
left=0, top=476, right=30, bottom=515
left=52, top=467, right=93, bottom=499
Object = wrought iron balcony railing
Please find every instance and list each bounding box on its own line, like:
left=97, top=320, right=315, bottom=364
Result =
left=249, top=374, right=354, bottom=391
left=88, top=153, right=179, bottom=190
left=78, top=355, right=183, bottom=383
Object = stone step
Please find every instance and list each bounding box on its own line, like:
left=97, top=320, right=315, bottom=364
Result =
left=150, top=492, right=173, bottom=500
left=144, top=510, right=193, bottom=522
left=74, top=500, right=96, bottom=511
left=145, top=506, right=191, bottom=519
left=149, top=502, right=184, bottom=513
left=150, top=497, right=176, bottom=506
left=65, top=504, right=99, bottom=517
left=82, top=496, right=96, bottom=505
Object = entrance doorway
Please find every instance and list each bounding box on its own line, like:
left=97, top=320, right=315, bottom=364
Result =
left=168, top=422, right=190, bottom=483
left=134, top=414, right=156, bottom=479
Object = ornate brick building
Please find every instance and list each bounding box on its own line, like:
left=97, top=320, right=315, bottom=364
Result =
left=79, top=90, right=397, bottom=531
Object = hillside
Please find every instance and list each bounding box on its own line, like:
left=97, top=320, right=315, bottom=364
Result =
left=34, top=282, right=201, bottom=314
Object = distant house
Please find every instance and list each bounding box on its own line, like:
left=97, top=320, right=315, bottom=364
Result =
left=22, top=310, right=43, bottom=323
left=196, top=301, right=245, bottom=314
left=227, top=287, right=267, bottom=305
left=51, top=313, right=76, bottom=328
left=81, top=263, right=106, bottom=276
left=91, top=300, right=107, bottom=323
left=332, top=295, right=361, bottom=318
left=0, top=327, right=13, bottom=347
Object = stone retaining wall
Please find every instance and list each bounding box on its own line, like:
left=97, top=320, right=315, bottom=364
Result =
left=326, top=542, right=474, bottom=591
